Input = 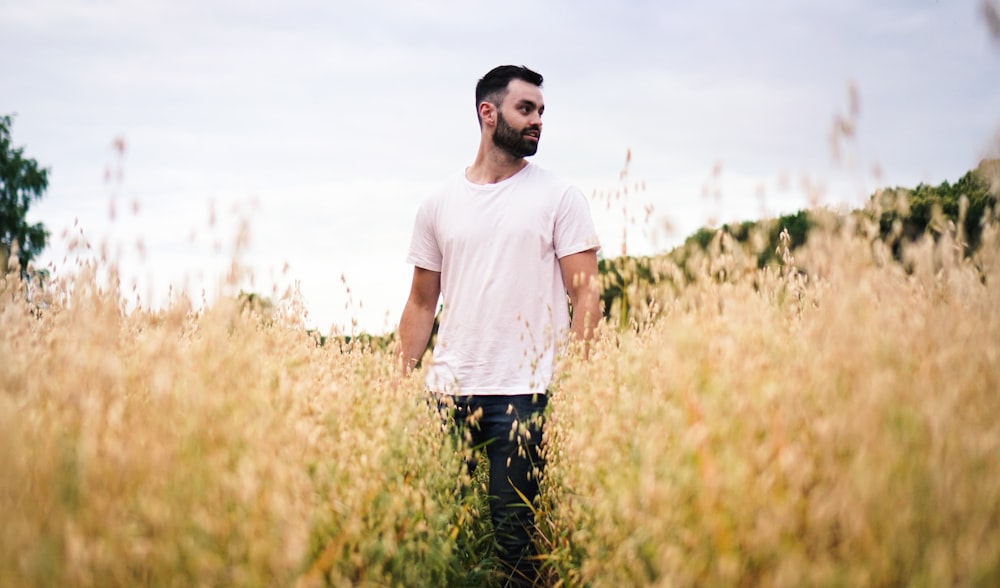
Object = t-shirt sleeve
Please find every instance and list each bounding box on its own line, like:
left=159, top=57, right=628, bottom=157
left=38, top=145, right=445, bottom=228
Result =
left=554, top=186, right=601, bottom=258
left=405, top=198, right=443, bottom=271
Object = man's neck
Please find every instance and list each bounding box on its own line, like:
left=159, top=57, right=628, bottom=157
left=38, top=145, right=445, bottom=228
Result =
left=465, top=145, right=528, bottom=185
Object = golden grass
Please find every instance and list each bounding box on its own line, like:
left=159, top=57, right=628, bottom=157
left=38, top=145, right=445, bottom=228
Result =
left=0, top=261, right=471, bottom=586
left=1, top=206, right=998, bottom=586
left=542, top=214, right=1000, bottom=586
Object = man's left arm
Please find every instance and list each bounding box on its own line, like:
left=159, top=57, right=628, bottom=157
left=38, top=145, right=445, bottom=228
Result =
left=559, top=249, right=600, bottom=358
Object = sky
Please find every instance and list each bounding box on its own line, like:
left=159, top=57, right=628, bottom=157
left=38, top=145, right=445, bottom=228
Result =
left=3, top=0, right=999, bottom=334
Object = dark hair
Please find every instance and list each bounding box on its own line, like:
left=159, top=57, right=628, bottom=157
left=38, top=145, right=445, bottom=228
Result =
left=475, top=65, right=543, bottom=122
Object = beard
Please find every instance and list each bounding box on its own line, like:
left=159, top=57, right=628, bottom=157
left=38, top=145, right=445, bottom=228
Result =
left=492, top=110, right=539, bottom=158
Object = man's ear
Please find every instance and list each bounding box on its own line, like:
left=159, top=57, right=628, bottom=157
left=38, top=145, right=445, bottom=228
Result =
left=478, top=101, right=496, bottom=126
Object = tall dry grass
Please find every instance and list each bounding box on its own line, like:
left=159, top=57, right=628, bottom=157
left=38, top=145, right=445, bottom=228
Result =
left=1, top=195, right=998, bottom=586
left=0, top=257, right=482, bottom=586
left=541, top=211, right=1000, bottom=586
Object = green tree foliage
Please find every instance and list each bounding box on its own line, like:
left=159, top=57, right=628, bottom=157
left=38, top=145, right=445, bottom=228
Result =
left=675, top=160, right=998, bottom=268
left=236, top=290, right=274, bottom=316
left=874, top=160, right=998, bottom=255
left=681, top=210, right=811, bottom=269
left=597, top=255, right=666, bottom=330
left=1, top=114, right=50, bottom=277
left=597, top=160, right=998, bottom=329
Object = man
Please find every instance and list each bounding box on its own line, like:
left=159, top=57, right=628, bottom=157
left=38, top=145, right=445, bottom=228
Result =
left=398, top=65, right=600, bottom=585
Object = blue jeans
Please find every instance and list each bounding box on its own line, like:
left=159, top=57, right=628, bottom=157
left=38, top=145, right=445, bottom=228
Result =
left=439, top=393, right=547, bottom=585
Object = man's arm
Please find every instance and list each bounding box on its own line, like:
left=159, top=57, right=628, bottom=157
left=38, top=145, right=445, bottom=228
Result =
left=559, top=249, right=600, bottom=358
left=398, top=266, right=442, bottom=375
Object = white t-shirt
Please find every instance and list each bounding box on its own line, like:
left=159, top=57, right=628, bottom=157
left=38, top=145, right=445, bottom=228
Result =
left=406, top=163, right=600, bottom=396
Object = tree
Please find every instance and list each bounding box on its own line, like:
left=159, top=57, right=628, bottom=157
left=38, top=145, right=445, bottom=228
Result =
left=1, top=114, right=50, bottom=277
left=875, top=160, right=998, bottom=256
left=682, top=209, right=814, bottom=269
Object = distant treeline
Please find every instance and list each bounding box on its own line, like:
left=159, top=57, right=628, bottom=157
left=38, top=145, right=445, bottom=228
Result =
left=598, top=159, right=999, bottom=327
left=684, top=158, right=998, bottom=266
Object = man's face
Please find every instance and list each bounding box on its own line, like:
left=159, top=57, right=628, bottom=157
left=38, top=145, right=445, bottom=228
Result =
left=491, top=79, right=544, bottom=158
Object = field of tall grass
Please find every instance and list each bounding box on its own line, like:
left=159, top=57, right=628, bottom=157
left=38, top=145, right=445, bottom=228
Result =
left=1, top=185, right=998, bottom=586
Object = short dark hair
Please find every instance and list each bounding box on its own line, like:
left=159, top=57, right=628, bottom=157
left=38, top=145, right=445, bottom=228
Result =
left=475, top=65, right=543, bottom=122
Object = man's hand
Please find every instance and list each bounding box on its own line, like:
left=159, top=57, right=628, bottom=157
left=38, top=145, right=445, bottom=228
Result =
left=559, top=249, right=600, bottom=359
left=397, top=266, right=441, bottom=375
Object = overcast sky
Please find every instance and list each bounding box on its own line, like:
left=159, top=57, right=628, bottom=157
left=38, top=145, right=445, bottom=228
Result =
left=3, top=0, right=999, bottom=334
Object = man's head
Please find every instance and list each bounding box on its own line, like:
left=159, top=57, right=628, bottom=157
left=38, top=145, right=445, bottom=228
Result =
left=476, top=65, right=545, bottom=158
left=475, top=65, right=544, bottom=120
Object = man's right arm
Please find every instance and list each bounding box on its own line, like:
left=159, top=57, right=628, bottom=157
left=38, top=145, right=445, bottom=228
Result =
left=397, top=266, right=442, bottom=375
